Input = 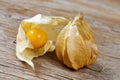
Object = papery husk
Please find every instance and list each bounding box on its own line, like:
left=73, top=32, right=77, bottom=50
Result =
left=56, top=15, right=98, bottom=70
left=16, top=14, right=69, bottom=69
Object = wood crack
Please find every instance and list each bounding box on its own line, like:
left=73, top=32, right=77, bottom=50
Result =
left=0, top=72, right=27, bottom=80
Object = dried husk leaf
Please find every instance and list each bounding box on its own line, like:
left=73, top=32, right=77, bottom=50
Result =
left=56, top=15, right=98, bottom=70
left=56, top=23, right=72, bottom=68
left=16, top=14, right=69, bottom=69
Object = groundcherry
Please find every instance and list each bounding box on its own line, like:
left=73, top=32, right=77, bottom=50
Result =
left=27, top=28, right=47, bottom=49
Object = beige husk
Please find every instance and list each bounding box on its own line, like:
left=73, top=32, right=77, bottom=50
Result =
left=56, top=15, right=98, bottom=70
left=16, top=14, right=69, bottom=69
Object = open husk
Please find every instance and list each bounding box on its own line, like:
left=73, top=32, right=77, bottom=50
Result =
left=16, top=14, right=69, bottom=69
left=56, top=15, right=98, bottom=70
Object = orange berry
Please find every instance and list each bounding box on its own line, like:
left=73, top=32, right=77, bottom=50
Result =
left=27, top=28, right=47, bottom=49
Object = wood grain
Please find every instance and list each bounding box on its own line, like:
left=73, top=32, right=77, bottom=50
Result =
left=0, top=0, right=120, bottom=80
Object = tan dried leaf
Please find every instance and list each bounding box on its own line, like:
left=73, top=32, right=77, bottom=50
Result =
left=56, top=15, right=98, bottom=70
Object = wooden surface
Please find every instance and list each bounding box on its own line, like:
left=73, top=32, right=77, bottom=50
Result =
left=0, top=0, right=120, bottom=80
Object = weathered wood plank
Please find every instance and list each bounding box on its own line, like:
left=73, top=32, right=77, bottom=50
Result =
left=0, top=0, right=120, bottom=80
